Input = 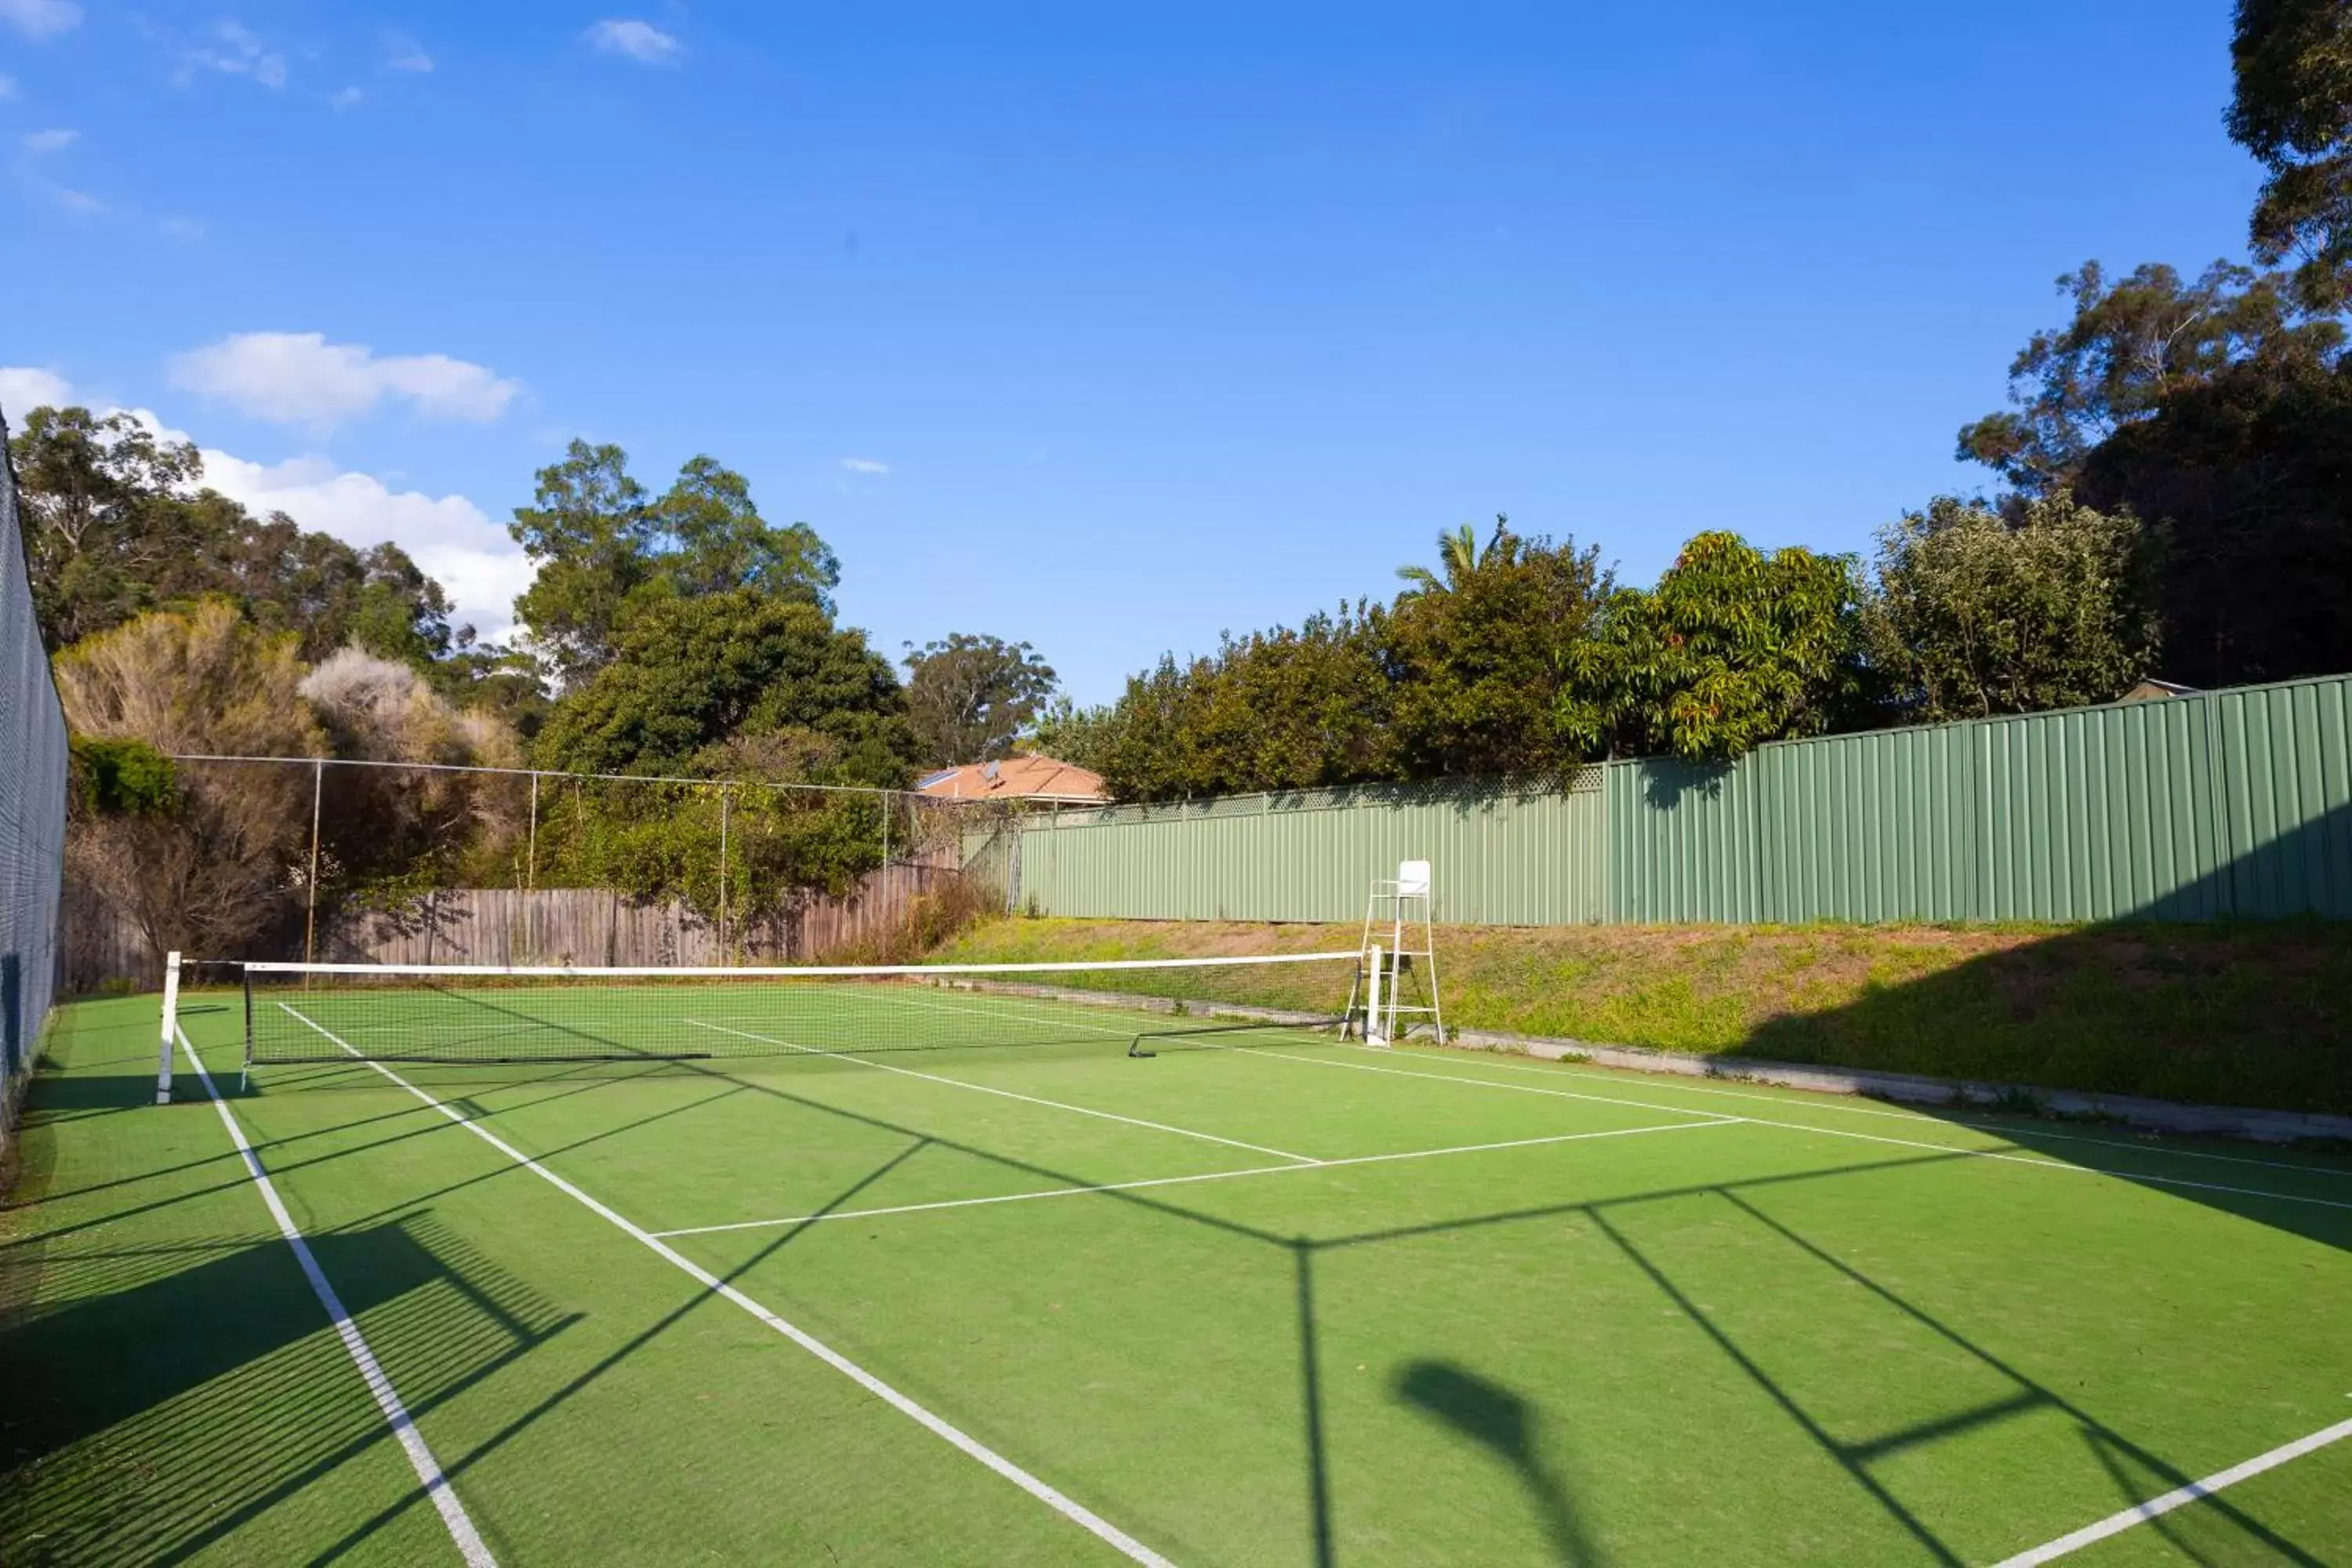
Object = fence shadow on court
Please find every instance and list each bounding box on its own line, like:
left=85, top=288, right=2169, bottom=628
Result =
left=32, top=995, right=2340, bottom=1563
left=748, top=1043, right=2352, bottom=1565
left=0, top=1211, right=578, bottom=1564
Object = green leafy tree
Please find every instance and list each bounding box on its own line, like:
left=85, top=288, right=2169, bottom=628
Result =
left=1862, top=495, right=2159, bottom=722
left=1386, top=524, right=1611, bottom=777
left=902, top=633, right=1060, bottom=766
left=1102, top=607, right=1399, bottom=800
left=1955, top=262, right=2336, bottom=494
left=1188, top=610, right=1397, bottom=791
left=1024, top=695, right=1121, bottom=774
left=1396, top=515, right=1510, bottom=597
left=1076, top=521, right=1609, bottom=800
left=11, top=406, right=204, bottom=648
left=533, top=587, right=906, bottom=779
left=510, top=441, right=839, bottom=688
left=2230, top=0, right=2352, bottom=310
left=2072, top=344, right=2352, bottom=684
left=1957, top=264, right=2352, bottom=685
left=1562, top=533, right=1867, bottom=764
left=10, top=405, right=468, bottom=666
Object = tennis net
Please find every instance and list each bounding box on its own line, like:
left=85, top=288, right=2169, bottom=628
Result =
left=230, top=952, right=1367, bottom=1067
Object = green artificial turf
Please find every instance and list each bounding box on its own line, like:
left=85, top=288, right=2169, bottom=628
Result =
left=5, top=985, right=2350, bottom=1565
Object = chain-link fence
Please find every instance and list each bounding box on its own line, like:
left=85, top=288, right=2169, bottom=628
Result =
left=60, top=752, right=994, bottom=980
left=0, top=410, right=69, bottom=1134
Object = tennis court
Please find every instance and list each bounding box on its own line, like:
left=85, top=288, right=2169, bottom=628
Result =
left=6, top=961, right=2351, bottom=1566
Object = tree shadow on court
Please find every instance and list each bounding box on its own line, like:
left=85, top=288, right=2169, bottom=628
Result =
left=0, top=1211, right=579, bottom=1565
left=1393, top=1359, right=1602, bottom=1566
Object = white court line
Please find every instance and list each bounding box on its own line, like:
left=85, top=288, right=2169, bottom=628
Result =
left=1992, top=1411, right=2352, bottom=1566
left=277, top=1004, right=1177, bottom=1568
left=651, top=1117, right=1742, bottom=1239
left=177, top=1025, right=495, bottom=1568
left=687, top=1019, right=1317, bottom=1163
left=858, top=988, right=1136, bottom=1040
left=1228, top=1047, right=2352, bottom=1213
left=1410, top=1047, right=2352, bottom=1178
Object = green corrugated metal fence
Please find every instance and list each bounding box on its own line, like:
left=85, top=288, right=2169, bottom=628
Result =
left=1010, top=774, right=1606, bottom=924
left=982, top=672, right=2352, bottom=926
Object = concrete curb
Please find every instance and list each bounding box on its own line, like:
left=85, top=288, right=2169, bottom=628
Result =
left=1443, top=1028, right=2352, bottom=1146
left=930, top=975, right=2352, bottom=1147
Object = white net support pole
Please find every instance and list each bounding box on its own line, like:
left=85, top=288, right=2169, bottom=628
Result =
left=155, top=951, right=181, bottom=1104
left=1365, top=942, right=1388, bottom=1047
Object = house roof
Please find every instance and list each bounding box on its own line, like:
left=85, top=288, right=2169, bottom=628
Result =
left=914, top=754, right=1109, bottom=804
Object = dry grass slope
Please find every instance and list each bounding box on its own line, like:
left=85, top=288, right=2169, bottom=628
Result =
left=937, top=916, right=2352, bottom=1116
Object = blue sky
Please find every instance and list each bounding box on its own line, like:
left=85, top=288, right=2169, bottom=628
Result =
left=1, top=1, right=2264, bottom=702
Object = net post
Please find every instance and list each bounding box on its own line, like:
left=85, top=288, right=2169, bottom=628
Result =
left=155, top=951, right=181, bottom=1104
left=1366, top=942, right=1387, bottom=1047
left=241, top=966, right=256, bottom=1091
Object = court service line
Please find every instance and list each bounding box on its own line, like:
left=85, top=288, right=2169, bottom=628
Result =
left=176, top=1025, right=497, bottom=1568
left=1405, top=1048, right=2352, bottom=1179
left=276, top=1004, right=1178, bottom=1568
left=866, top=988, right=1137, bottom=1041
left=1991, top=1410, right=2352, bottom=1566
left=649, top=1116, right=1742, bottom=1239
left=1230, top=1047, right=2352, bottom=1213
left=685, top=1020, right=1317, bottom=1163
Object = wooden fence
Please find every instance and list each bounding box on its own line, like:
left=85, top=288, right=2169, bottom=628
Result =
left=60, top=859, right=974, bottom=990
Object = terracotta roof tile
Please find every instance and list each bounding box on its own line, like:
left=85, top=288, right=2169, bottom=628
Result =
left=914, top=754, right=1108, bottom=802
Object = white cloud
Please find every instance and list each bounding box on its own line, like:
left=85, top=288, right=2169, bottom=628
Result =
left=23, top=176, right=103, bottom=215
left=10, top=125, right=100, bottom=212
left=190, top=20, right=289, bottom=89
left=0, top=74, right=18, bottom=99
left=329, top=85, right=365, bottom=111
left=840, top=457, right=891, bottom=476
left=384, top=34, right=433, bottom=73
left=159, top=216, right=205, bottom=242
left=0, top=0, right=81, bottom=42
left=0, top=364, right=535, bottom=639
left=168, top=332, right=521, bottom=427
left=585, top=19, right=681, bottom=64
left=0, top=364, right=75, bottom=419
left=191, top=444, right=533, bottom=641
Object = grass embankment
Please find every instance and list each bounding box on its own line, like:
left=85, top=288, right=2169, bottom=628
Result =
left=936, top=916, right=2352, bottom=1117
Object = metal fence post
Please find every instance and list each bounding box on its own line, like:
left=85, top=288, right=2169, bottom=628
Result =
left=525, top=771, right=539, bottom=960
left=303, top=758, right=323, bottom=964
